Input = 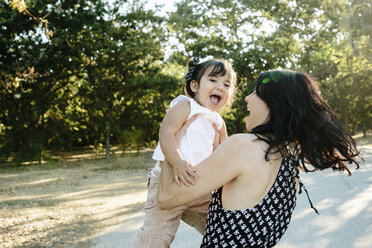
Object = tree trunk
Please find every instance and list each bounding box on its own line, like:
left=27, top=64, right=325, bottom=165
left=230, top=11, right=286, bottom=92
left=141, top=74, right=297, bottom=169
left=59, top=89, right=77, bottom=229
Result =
left=363, top=121, right=367, bottom=138
left=105, top=121, right=110, bottom=159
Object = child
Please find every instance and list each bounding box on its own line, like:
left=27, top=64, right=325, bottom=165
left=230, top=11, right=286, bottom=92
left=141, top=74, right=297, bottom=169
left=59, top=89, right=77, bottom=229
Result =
left=133, top=58, right=236, bottom=247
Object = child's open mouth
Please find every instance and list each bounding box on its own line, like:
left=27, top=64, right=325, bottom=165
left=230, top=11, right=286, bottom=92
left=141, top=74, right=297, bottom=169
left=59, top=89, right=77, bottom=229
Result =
left=210, top=95, right=221, bottom=105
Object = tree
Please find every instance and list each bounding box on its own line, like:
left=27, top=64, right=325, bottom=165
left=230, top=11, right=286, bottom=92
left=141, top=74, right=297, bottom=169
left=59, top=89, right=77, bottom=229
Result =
left=168, top=0, right=371, bottom=134
left=0, top=0, right=180, bottom=162
left=296, top=0, right=372, bottom=134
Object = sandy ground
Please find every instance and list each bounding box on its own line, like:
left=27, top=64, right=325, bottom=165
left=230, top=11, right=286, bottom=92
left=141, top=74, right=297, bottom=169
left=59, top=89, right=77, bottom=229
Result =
left=0, top=136, right=371, bottom=248
left=0, top=151, right=154, bottom=248
left=89, top=141, right=372, bottom=248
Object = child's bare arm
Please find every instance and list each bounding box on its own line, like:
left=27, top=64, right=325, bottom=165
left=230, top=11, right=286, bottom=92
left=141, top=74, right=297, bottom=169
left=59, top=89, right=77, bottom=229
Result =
left=159, top=101, right=197, bottom=186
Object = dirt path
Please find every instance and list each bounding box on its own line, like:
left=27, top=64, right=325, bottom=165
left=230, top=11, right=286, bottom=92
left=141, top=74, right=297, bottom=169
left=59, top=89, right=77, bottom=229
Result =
left=0, top=152, right=153, bottom=248
left=89, top=141, right=372, bottom=248
left=1, top=135, right=371, bottom=248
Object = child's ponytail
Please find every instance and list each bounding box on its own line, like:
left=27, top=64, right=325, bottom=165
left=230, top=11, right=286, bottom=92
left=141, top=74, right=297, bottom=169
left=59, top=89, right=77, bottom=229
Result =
left=184, top=58, right=200, bottom=98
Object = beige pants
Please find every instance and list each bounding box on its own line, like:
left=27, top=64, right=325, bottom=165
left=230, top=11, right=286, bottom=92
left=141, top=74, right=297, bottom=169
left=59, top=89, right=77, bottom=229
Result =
left=133, top=169, right=210, bottom=248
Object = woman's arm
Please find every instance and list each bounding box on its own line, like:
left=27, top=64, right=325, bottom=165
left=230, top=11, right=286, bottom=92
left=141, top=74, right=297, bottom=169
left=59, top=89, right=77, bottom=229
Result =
left=158, top=134, right=250, bottom=210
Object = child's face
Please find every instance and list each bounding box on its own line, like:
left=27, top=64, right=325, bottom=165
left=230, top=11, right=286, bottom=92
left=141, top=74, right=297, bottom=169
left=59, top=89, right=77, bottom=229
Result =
left=191, top=66, right=232, bottom=111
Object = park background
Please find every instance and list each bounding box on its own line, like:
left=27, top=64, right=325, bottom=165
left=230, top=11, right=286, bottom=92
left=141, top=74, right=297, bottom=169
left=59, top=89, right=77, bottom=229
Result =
left=0, top=0, right=371, bottom=247
left=1, top=0, right=371, bottom=163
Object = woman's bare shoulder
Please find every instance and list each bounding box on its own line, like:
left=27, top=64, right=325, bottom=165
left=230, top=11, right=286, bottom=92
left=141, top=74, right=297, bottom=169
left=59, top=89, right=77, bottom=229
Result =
left=222, top=134, right=266, bottom=161
left=225, top=133, right=262, bottom=148
left=228, top=133, right=257, bottom=141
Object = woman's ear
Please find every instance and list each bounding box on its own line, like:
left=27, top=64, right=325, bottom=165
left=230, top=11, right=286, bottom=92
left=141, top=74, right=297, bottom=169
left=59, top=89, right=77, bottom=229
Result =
left=190, top=80, right=199, bottom=93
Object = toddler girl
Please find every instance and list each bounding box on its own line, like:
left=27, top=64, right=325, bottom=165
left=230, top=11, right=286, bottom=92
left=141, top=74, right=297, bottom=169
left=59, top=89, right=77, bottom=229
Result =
left=133, top=58, right=236, bottom=247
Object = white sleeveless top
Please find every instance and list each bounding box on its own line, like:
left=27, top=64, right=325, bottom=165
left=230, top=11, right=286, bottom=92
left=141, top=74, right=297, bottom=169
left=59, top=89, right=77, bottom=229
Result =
left=151, top=95, right=224, bottom=174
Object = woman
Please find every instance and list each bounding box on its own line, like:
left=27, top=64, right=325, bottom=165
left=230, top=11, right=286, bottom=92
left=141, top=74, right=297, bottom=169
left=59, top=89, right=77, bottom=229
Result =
left=157, top=70, right=360, bottom=247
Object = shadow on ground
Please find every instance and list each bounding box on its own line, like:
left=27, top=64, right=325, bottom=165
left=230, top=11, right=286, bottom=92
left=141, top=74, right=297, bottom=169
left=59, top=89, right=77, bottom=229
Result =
left=90, top=142, right=372, bottom=248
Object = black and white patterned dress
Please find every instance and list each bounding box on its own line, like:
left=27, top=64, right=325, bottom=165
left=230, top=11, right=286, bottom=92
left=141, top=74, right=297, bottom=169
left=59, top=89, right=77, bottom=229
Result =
left=201, top=156, right=301, bottom=248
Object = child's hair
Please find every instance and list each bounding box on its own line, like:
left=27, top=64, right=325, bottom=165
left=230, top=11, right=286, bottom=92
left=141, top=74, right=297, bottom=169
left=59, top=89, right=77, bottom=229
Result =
left=184, top=58, right=237, bottom=103
left=250, top=70, right=361, bottom=174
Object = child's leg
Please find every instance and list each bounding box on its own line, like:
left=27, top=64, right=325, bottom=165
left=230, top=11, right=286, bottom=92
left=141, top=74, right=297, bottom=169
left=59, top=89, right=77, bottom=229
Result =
left=133, top=169, right=187, bottom=248
left=181, top=193, right=211, bottom=235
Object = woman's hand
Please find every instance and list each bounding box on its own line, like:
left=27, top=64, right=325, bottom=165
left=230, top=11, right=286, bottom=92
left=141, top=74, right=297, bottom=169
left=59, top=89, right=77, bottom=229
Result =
left=175, top=114, right=222, bottom=150
left=212, top=123, right=221, bottom=150
left=175, top=114, right=198, bottom=147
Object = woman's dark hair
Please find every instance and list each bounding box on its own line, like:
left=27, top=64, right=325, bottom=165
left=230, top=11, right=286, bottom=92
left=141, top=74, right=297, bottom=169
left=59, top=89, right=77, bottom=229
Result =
left=251, top=70, right=361, bottom=174
left=184, top=58, right=236, bottom=99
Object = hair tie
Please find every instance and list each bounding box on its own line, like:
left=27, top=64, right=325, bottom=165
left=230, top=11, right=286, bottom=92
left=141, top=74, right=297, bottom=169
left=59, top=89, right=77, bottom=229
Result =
left=184, top=57, right=200, bottom=83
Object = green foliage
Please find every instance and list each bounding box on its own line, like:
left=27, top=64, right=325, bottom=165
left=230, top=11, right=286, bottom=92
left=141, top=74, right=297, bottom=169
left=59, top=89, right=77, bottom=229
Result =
left=118, top=128, right=145, bottom=155
left=1, top=0, right=370, bottom=163
left=295, top=0, right=372, bottom=134
left=169, top=0, right=371, bottom=135
left=0, top=0, right=181, bottom=162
